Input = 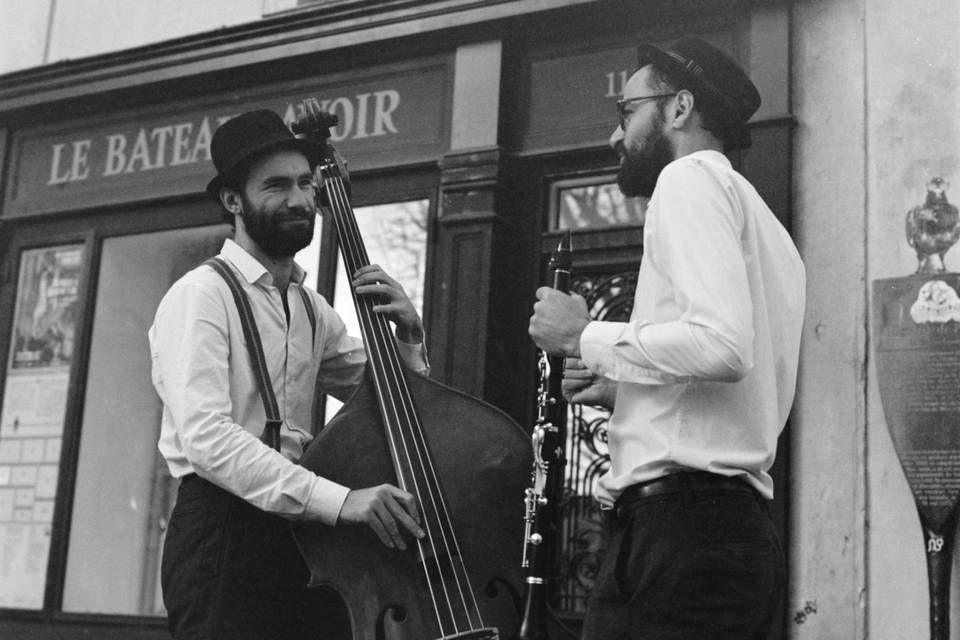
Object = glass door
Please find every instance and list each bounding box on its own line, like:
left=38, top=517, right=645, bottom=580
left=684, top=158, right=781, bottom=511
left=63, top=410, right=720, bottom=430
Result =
left=543, top=167, right=645, bottom=619
left=319, top=199, right=430, bottom=421
left=61, top=224, right=229, bottom=615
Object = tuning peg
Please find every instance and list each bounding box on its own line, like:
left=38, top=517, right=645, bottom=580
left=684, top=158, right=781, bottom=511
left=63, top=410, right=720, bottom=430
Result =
left=292, top=101, right=339, bottom=135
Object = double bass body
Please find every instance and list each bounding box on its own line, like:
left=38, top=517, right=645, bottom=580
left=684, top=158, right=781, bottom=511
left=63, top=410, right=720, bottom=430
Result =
left=293, top=371, right=531, bottom=640
left=289, top=104, right=531, bottom=640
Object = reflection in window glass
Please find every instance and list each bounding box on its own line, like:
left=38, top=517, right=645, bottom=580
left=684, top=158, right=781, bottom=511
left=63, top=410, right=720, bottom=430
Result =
left=326, top=200, right=429, bottom=420
left=0, top=244, right=85, bottom=610
left=62, top=225, right=229, bottom=615
left=294, top=212, right=323, bottom=291
left=555, top=180, right=647, bottom=229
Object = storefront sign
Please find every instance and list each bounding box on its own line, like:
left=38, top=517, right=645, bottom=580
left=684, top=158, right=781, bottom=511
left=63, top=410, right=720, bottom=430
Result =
left=523, top=45, right=635, bottom=152
left=522, top=32, right=736, bottom=153
left=3, top=60, right=450, bottom=218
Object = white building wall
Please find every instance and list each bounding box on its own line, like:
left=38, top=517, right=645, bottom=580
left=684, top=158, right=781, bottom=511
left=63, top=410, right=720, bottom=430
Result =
left=791, top=0, right=868, bottom=637
left=0, top=0, right=264, bottom=76
left=0, top=2, right=54, bottom=75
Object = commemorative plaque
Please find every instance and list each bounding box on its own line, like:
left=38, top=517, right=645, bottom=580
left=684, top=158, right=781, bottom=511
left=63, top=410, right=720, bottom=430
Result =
left=874, top=271, right=960, bottom=639
left=874, top=177, right=960, bottom=638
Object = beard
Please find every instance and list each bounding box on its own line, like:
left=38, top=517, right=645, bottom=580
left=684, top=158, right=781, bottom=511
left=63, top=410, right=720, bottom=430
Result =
left=616, top=109, right=676, bottom=199
left=240, top=195, right=316, bottom=259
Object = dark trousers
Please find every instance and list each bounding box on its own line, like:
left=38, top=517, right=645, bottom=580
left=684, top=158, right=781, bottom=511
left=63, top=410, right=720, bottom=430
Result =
left=161, top=475, right=327, bottom=640
left=580, top=473, right=784, bottom=640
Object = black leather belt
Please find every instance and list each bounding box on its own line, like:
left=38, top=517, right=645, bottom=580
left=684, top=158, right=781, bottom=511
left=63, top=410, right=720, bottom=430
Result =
left=616, top=471, right=757, bottom=510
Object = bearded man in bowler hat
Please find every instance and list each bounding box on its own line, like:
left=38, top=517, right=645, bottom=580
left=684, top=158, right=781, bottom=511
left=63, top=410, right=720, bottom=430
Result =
left=149, top=109, right=429, bottom=640
left=529, top=37, right=806, bottom=638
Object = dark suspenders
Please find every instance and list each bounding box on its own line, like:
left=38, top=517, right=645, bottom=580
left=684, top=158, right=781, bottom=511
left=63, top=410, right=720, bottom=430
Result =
left=203, top=257, right=317, bottom=451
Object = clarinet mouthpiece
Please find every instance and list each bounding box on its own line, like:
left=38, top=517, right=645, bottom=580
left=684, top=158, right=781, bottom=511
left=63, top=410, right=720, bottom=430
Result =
left=552, top=231, right=572, bottom=272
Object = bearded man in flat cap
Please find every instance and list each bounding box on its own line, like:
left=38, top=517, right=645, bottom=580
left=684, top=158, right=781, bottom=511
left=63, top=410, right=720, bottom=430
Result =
left=150, top=109, right=428, bottom=640
left=530, top=37, right=806, bottom=639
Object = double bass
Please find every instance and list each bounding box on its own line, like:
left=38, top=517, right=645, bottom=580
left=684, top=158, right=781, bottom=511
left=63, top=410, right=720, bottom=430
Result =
left=290, top=106, right=532, bottom=640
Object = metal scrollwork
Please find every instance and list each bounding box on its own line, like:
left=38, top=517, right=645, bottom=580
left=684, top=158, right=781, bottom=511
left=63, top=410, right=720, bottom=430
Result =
left=551, top=268, right=637, bottom=615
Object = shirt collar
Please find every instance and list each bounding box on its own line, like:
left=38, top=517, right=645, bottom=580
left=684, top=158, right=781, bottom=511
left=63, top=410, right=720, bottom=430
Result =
left=219, top=238, right=308, bottom=287
left=685, top=149, right=732, bottom=168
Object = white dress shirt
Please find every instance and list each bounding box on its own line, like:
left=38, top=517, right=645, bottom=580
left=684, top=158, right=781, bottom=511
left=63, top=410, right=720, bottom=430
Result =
left=149, top=239, right=429, bottom=524
left=580, top=150, right=805, bottom=504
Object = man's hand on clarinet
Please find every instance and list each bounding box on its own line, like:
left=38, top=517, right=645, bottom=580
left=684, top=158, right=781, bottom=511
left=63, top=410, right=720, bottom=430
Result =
left=529, top=288, right=590, bottom=357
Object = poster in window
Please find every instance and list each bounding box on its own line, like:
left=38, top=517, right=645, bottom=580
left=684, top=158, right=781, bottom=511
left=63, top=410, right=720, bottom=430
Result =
left=9, top=246, right=83, bottom=371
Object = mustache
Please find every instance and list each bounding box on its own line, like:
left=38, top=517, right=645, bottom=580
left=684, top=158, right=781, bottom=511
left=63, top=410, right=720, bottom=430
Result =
left=273, top=207, right=315, bottom=223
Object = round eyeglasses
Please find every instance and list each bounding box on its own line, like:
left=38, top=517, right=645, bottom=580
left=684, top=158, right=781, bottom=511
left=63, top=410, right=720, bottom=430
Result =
left=616, top=94, right=676, bottom=129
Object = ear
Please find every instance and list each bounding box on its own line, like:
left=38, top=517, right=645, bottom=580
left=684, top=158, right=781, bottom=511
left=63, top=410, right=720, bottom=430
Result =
left=670, top=89, right=696, bottom=129
left=219, top=188, right=243, bottom=217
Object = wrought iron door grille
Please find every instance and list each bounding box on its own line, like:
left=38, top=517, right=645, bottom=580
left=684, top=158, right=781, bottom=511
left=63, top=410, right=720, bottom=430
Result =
left=551, top=268, right=637, bottom=615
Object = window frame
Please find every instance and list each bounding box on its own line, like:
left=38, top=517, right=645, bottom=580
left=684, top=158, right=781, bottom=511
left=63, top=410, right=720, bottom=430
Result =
left=0, top=198, right=217, bottom=632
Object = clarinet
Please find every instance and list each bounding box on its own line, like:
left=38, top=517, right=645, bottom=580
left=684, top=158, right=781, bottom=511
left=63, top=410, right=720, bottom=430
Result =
left=519, top=231, right=572, bottom=640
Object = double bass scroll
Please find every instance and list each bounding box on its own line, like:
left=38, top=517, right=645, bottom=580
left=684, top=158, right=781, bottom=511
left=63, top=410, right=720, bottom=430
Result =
left=289, top=104, right=532, bottom=640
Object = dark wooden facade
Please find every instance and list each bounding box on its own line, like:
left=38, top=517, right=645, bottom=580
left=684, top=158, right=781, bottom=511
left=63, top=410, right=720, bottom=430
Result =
left=0, top=1, right=792, bottom=637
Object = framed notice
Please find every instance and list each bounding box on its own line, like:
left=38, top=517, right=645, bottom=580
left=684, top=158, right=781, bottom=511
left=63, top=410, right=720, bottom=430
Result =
left=10, top=245, right=83, bottom=371
left=0, top=244, right=84, bottom=609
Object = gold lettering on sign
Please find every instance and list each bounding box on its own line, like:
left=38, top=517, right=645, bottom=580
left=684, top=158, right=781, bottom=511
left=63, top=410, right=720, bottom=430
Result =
left=328, top=97, right=354, bottom=142
left=373, top=90, right=400, bottom=136
left=170, top=123, right=194, bottom=166
left=605, top=70, right=630, bottom=98
left=46, top=89, right=406, bottom=187
left=282, top=90, right=401, bottom=142
left=126, top=129, right=154, bottom=172
left=48, top=143, right=70, bottom=184
left=151, top=126, right=175, bottom=169
left=47, top=140, right=92, bottom=185
left=98, top=116, right=224, bottom=178
left=192, top=117, right=214, bottom=163
left=103, top=135, right=127, bottom=177
left=354, top=93, right=371, bottom=139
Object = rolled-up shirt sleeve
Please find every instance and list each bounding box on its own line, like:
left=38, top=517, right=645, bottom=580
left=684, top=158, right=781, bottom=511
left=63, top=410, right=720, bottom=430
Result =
left=397, top=339, right=430, bottom=375
left=151, top=280, right=348, bottom=524
left=579, top=159, right=755, bottom=385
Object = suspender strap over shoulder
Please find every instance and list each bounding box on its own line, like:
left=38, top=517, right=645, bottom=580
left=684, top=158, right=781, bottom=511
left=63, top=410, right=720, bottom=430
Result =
left=204, top=257, right=283, bottom=451
left=296, top=286, right=316, bottom=348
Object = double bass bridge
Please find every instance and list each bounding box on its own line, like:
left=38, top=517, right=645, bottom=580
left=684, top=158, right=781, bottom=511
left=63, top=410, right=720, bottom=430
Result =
left=438, top=628, right=499, bottom=639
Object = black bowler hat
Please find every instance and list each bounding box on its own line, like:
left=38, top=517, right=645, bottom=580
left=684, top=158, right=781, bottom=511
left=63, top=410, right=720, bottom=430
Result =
left=205, top=109, right=321, bottom=197
left=636, top=37, right=761, bottom=150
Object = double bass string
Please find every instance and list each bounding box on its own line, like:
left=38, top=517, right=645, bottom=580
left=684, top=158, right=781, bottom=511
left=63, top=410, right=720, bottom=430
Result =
left=322, top=173, right=450, bottom=631
left=319, top=165, right=445, bottom=623
left=322, top=167, right=475, bottom=634
left=319, top=162, right=487, bottom=635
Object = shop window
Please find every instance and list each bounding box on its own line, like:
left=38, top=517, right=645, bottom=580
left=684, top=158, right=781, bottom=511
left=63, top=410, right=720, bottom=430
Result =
left=324, top=199, right=429, bottom=420
left=61, top=225, right=228, bottom=616
left=551, top=175, right=647, bottom=230
left=0, top=244, right=85, bottom=610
